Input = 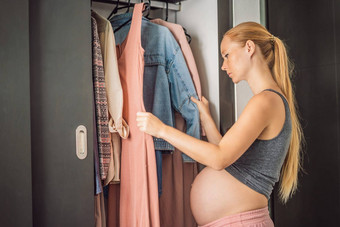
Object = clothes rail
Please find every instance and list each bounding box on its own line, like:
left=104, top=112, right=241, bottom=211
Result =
left=92, top=0, right=181, bottom=11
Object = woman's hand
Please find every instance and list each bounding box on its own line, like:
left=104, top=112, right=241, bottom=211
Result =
left=191, top=96, right=212, bottom=125
left=136, top=112, right=167, bottom=138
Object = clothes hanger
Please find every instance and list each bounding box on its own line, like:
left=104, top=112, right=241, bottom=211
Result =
left=145, top=0, right=152, bottom=19
left=107, top=0, right=134, bottom=20
left=118, top=0, right=133, bottom=14
left=114, top=1, right=150, bottom=33
left=165, top=0, right=168, bottom=21
left=182, top=26, right=192, bottom=44
left=125, top=0, right=131, bottom=13
left=107, top=0, right=120, bottom=20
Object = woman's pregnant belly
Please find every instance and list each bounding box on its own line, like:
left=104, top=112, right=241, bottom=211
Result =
left=190, top=167, right=268, bottom=226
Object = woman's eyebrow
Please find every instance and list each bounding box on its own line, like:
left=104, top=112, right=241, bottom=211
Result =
left=221, top=51, right=226, bottom=56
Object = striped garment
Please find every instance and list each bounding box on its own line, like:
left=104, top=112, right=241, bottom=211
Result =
left=91, top=16, right=111, bottom=181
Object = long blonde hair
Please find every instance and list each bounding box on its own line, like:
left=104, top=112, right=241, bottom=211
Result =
left=224, top=22, right=305, bottom=204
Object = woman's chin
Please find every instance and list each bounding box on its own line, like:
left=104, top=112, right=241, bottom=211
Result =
left=231, top=78, right=239, bottom=84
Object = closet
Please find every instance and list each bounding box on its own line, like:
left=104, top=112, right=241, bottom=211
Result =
left=4, top=0, right=340, bottom=226
left=1, top=0, right=233, bottom=226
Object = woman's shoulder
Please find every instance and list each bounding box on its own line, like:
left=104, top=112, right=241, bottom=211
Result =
left=246, top=89, right=285, bottom=118
left=253, top=89, right=285, bottom=105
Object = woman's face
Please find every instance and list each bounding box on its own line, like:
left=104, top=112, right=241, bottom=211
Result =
left=220, top=36, right=251, bottom=83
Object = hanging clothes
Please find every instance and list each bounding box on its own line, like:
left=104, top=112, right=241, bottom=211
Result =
left=159, top=111, right=198, bottom=227
left=94, top=193, right=107, bottom=227
left=151, top=18, right=202, bottom=100
left=111, top=3, right=160, bottom=226
left=151, top=18, right=206, bottom=137
left=150, top=20, right=201, bottom=226
left=107, top=184, right=120, bottom=227
left=110, top=11, right=201, bottom=163
left=93, top=96, right=103, bottom=195
left=110, top=6, right=201, bottom=201
left=92, top=15, right=109, bottom=227
left=91, top=10, right=129, bottom=185
left=147, top=18, right=204, bottom=198
left=107, top=4, right=202, bottom=226
left=92, top=89, right=105, bottom=227
left=92, top=16, right=111, bottom=181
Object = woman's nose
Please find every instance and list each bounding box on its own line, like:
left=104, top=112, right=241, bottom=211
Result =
left=221, top=61, right=228, bottom=71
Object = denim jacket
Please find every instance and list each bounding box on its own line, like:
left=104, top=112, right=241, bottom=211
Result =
left=110, top=13, right=201, bottom=162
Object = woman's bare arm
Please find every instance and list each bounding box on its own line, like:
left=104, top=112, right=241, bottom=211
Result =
left=201, top=114, right=222, bottom=145
left=136, top=93, right=275, bottom=170
left=191, top=96, right=222, bottom=145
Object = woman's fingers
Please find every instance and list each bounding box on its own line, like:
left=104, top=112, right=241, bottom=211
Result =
left=202, top=96, right=209, bottom=104
left=192, top=96, right=209, bottom=104
left=136, top=111, right=149, bottom=117
left=136, top=112, right=150, bottom=123
left=136, top=112, right=147, bottom=130
left=136, top=111, right=165, bottom=138
left=136, top=113, right=147, bottom=132
left=191, top=96, right=199, bottom=104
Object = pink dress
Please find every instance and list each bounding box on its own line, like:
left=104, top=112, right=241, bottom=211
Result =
left=116, top=3, right=160, bottom=227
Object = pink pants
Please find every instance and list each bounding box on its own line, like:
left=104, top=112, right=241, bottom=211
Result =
left=198, top=207, right=274, bottom=227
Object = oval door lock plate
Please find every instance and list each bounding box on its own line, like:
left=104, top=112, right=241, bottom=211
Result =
left=76, top=125, right=87, bottom=160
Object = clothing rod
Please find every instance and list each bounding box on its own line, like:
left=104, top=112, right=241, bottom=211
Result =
left=92, top=0, right=181, bottom=11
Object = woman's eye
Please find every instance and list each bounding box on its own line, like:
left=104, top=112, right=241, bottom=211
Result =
left=224, top=53, right=229, bottom=59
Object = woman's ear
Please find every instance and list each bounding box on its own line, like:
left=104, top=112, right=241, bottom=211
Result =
left=245, top=40, right=255, bottom=57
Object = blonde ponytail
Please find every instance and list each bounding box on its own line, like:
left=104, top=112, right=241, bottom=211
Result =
left=225, top=22, right=305, bottom=204
left=272, top=37, right=305, bottom=203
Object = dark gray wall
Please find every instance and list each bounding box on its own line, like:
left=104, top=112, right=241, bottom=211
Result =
left=0, top=0, right=33, bottom=226
left=268, top=0, right=340, bottom=226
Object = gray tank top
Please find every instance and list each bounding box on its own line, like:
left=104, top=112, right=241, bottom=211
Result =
left=225, top=88, right=292, bottom=199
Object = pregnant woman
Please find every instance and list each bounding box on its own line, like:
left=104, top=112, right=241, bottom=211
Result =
left=137, top=21, right=304, bottom=227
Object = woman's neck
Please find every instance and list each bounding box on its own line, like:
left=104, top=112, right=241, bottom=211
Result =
left=246, top=59, right=279, bottom=95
